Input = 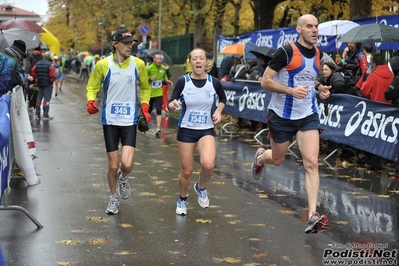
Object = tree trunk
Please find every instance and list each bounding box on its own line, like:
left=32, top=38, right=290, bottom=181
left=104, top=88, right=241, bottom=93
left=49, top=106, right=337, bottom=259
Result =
left=253, top=0, right=285, bottom=30
left=350, top=0, right=372, bottom=20
left=213, top=0, right=229, bottom=55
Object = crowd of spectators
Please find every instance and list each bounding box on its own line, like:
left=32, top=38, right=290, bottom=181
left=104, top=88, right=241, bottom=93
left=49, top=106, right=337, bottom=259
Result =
left=216, top=41, right=399, bottom=171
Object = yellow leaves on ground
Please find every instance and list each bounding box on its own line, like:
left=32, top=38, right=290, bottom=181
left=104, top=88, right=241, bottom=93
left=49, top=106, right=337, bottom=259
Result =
left=228, top=220, right=242, bottom=225
left=224, top=214, right=237, bottom=218
left=56, top=239, right=81, bottom=245
left=257, top=194, right=268, bottom=199
left=139, top=192, right=157, bottom=196
left=335, top=220, right=349, bottom=225
left=114, top=251, right=137, bottom=255
left=378, top=195, right=390, bottom=198
left=196, top=218, right=212, bottom=224
left=222, top=151, right=236, bottom=155
left=341, top=160, right=353, bottom=169
left=279, top=210, right=297, bottom=215
left=213, top=257, right=241, bottom=263
left=90, top=238, right=111, bottom=245
left=250, top=223, right=267, bottom=227
left=56, top=262, right=73, bottom=266
left=388, top=190, right=399, bottom=194
left=92, top=183, right=107, bottom=187
left=212, top=181, right=225, bottom=185
left=87, top=216, right=109, bottom=223
left=119, top=223, right=133, bottom=228
left=152, top=198, right=166, bottom=203
left=252, top=252, right=267, bottom=258
left=152, top=180, right=166, bottom=185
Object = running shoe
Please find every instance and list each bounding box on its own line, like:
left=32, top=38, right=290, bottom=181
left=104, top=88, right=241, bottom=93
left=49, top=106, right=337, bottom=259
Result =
left=194, top=182, right=209, bottom=208
left=154, top=129, right=161, bottom=138
left=105, top=196, right=119, bottom=215
left=42, top=116, right=54, bottom=120
left=305, top=212, right=329, bottom=233
left=251, top=147, right=266, bottom=180
left=117, top=170, right=131, bottom=199
left=176, top=198, right=187, bottom=215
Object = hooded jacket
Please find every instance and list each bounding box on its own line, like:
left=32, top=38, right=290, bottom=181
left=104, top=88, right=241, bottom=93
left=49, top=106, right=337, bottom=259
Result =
left=361, top=64, right=393, bottom=103
left=384, top=56, right=399, bottom=105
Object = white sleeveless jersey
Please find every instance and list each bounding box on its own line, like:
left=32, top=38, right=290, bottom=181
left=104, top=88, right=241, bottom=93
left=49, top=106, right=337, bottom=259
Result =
left=178, top=74, right=216, bottom=130
left=102, top=56, right=140, bottom=126
left=268, top=45, right=319, bottom=120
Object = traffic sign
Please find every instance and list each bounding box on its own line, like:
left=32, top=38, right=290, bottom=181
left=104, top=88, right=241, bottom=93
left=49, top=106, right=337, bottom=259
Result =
left=138, top=23, right=151, bottom=36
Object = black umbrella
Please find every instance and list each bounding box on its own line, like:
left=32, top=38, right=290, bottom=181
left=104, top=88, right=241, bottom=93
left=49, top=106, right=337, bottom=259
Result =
left=339, top=24, right=399, bottom=43
left=249, top=46, right=277, bottom=59
left=143, top=49, right=173, bottom=65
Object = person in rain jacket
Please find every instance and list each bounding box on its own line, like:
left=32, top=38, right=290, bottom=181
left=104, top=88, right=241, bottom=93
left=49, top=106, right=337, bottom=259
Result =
left=360, top=54, right=393, bottom=103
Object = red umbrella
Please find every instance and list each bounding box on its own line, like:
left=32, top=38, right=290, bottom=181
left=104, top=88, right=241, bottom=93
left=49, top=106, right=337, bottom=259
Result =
left=0, top=19, right=44, bottom=33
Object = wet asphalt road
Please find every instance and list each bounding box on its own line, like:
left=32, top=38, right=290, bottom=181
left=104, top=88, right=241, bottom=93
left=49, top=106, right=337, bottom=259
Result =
left=0, top=73, right=398, bottom=266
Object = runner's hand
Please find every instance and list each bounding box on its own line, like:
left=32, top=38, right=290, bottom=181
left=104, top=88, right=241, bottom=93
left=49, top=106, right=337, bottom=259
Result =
left=141, top=103, right=152, bottom=123
left=87, top=100, right=99, bottom=115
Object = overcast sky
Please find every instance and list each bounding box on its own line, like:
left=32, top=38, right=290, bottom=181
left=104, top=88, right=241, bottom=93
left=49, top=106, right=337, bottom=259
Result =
left=3, top=0, right=49, bottom=15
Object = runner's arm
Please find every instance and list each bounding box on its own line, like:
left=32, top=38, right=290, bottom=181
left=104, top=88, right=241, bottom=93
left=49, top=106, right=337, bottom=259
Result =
left=136, top=57, right=151, bottom=105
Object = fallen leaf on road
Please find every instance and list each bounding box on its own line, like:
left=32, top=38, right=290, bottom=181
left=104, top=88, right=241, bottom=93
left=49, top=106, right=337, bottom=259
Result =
left=90, top=238, right=111, bottom=245
left=114, top=251, right=137, bottom=255
left=56, top=239, right=80, bottom=245
left=196, top=219, right=212, bottom=223
left=212, top=181, right=225, bottom=185
left=279, top=210, right=297, bottom=215
left=153, top=180, right=166, bottom=185
left=335, top=220, right=348, bottom=225
left=120, top=223, right=133, bottom=228
left=257, top=194, right=268, bottom=199
left=252, top=252, right=267, bottom=258
left=93, top=183, right=107, bottom=187
left=378, top=195, right=390, bottom=198
left=250, top=223, right=266, bottom=227
left=213, top=257, right=241, bottom=263
left=87, top=216, right=109, bottom=223
left=139, top=192, right=156, bottom=196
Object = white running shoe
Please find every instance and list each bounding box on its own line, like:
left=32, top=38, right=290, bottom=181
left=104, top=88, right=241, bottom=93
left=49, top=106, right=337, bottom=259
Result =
left=117, top=170, right=131, bottom=199
left=105, top=196, right=119, bottom=215
left=194, top=182, right=209, bottom=208
left=176, top=198, right=187, bottom=215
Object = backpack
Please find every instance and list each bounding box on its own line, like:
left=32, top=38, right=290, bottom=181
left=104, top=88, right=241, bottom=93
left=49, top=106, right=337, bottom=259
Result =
left=0, top=53, right=17, bottom=95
